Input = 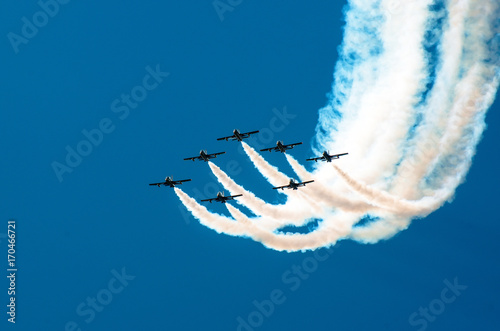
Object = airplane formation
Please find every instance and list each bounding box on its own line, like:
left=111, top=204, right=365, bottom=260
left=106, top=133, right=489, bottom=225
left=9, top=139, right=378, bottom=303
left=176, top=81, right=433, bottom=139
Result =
left=149, top=129, right=348, bottom=203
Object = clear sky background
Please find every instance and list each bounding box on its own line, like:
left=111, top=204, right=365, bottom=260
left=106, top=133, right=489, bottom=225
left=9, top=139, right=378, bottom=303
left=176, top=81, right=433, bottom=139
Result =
left=1, top=1, right=499, bottom=330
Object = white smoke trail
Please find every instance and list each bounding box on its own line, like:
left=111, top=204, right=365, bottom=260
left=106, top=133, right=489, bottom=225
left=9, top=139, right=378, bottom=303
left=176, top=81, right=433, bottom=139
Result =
left=176, top=188, right=355, bottom=251
left=207, top=162, right=319, bottom=225
left=174, top=188, right=250, bottom=236
left=240, top=142, right=326, bottom=212
left=175, top=0, right=499, bottom=251
left=390, top=0, right=469, bottom=199
left=331, top=164, right=447, bottom=216
left=285, top=154, right=379, bottom=213
left=224, top=198, right=287, bottom=232
left=241, top=142, right=290, bottom=187
left=391, top=0, right=499, bottom=199
left=225, top=203, right=357, bottom=251
left=349, top=215, right=412, bottom=244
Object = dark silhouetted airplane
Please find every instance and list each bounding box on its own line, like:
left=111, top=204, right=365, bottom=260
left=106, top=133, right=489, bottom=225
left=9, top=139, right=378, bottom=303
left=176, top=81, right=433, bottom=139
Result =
left=306, top=151, right=348, bottom=162
left=184, top=150, right=226, bottom=162
left=201, top=192, right=243, bottom=203
left=272, top=179, right=314, bottom=190
left=149, top=176, right=191, bottom=188
left=217, top=129, right=259, bottom=142
left=261, top=141, right=302, bottom=153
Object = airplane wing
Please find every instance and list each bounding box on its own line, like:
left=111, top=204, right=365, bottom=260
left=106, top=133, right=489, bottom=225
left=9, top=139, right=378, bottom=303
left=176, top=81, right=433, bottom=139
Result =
left=299, top=180, right=315, bottom=186
left=149, top=182, right=165, bottom=186
left=306, top=156, right=324, bottom=162
left=217, top=130, right=259, bottom=141
left=272, top=185, right=289, bottom=190
left=207, top=152, right=226, bottom=158
left=261, top=147, right=278, bottom=152
left=332, top=153, right=348, bottom=158
left=240, top=130, right=259, bottom=137
left=172, top=179, right=192, bottom=185
left=285, top=142, right=303, bottom=148
left=184, top=156, right=201, bottom=161
left=227, top=194, right=243, bottom=199
left=200, top=198, right=215, bottom=203
left=217, top=135, right=235, bottom=141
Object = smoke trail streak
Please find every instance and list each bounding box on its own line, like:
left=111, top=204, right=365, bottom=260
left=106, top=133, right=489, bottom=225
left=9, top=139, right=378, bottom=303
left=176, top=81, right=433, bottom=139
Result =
left=332, top=164, right=449, bottom=216
left=241, top=142, right=290, bottom=187
left=175, top=188, right=285, bottom=249
left=349, top=215, right=412, bottom=244
left=175, top=0, right=500, bottom=251
left=208, top=162, right=319, bottom=224
left=240, top=142, right=326, bottom=211
left=283, top=154, right=313, bottom=181
left=391, top=0, right=497, bottom=199
left=225, top=200, right=286, bottom=232
left=177, top=189, right=353, bottom=252
left=174, top=188, right=250, bottom=236
left=226, top=203, right=354, bottom=252
left=285, top=154, right=379, bottom=213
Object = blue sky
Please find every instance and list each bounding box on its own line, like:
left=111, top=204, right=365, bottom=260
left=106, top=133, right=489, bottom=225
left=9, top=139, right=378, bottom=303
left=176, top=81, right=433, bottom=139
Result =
left=1, top=1, right=499, bottom=330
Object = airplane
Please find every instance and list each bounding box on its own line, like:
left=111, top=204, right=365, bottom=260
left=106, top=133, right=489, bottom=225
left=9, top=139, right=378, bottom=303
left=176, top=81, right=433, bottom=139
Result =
left=184, top=150, right=226, bottom=162
left=200, top=192, right=243, bottom=203
left=306, top=151, right=348, bottom=162
left=260, top=141, right=303, bottom=153
left=272, top=179, right=314, bottom=190
left=217, top=129, right=259, bottom=142
left=149, top=176, right=191, bottom=188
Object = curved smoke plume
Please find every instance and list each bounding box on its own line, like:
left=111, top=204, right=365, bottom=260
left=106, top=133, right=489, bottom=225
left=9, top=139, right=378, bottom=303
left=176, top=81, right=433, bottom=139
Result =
left=176, top=0, right=499, bottom=252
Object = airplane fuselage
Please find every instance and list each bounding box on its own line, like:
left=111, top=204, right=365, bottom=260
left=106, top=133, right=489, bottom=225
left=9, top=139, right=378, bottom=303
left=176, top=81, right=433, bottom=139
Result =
left=323, top=152, right=333, bottom=162
left=233, top=130, right=243, bottom=142
left=216, top=192, right=226, bottom=203
left=322, top=152, right=342, bottom=162
left=204, top=192, right=229, bottom=203
left=277, top=141, right=287, bottom=153
left=200, top=150, right=210, bottom=161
